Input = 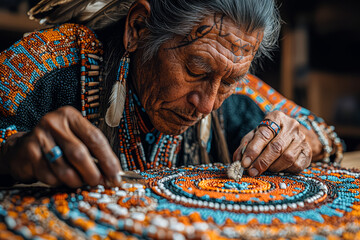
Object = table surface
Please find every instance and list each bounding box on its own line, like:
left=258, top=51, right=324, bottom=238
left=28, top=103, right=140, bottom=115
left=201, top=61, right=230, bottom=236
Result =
left=341, top=151, right=360, bottom=169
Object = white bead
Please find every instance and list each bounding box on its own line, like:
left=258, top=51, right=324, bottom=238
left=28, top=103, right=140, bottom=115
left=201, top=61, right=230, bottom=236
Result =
left=170, top=222, right=185, bottom=232
left=193, top=222, right=208, bottom=231
left=290, top=203, right=297, bottom=209
left=147, top=225, right=157, bottom=235
left=151, top=217, right=169, bottom=228
left=134, top=183, right=144, bottom=189
left=131, top=212, right=145, bottom=221
left=125, top=219, right=134, bottom=228
left=173, top=233, right=185, bottom=240
left=97, top=197, right=111, bottom=204
left=115, top=190, right=127, bottom=197
left=88, top=192, right=102, bottom=198
left=121, top=183, right=133, bottom=189
left=279, top=182, right=287, bottom=189
left=5, top=216, right=16, bottom=229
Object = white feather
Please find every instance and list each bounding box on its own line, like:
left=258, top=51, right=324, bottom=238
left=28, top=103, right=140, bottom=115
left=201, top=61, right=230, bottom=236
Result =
left=199, top=115, right=211, bottom=147
left=105, top=81, right=126, bottom=127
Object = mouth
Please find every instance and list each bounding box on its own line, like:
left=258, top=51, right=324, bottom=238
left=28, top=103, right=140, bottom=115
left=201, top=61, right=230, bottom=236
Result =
left=166, top=109, right=200, bottom=126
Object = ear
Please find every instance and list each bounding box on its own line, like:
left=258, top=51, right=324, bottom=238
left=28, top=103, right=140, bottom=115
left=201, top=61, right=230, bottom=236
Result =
left=123, top=0, right=151, bottom=52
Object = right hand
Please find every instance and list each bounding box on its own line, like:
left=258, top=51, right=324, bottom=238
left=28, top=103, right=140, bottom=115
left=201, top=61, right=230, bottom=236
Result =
left=0, top=106, right=123, bottom=188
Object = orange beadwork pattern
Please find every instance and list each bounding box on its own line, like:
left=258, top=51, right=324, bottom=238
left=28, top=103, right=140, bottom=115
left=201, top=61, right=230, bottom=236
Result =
left=0, top=23, right=103, bottom=144
left=1, top=164, right=360, bottom=239
left=0, top=23, right=102, bottom=117
left=235, top=74, right=310, bottom=117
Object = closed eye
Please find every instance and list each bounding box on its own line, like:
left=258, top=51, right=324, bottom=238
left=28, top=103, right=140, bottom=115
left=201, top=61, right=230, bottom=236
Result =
left=186, top=65, right=206, bottom=78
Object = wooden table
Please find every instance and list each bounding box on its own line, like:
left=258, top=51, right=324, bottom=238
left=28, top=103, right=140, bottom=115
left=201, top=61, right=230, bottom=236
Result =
left=341, top=151, right=360, bottom=169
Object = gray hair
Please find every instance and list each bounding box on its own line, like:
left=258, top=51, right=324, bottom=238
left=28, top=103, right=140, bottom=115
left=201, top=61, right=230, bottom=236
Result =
left=100, top=0, right=281, bottom=150
left=142, top=0, right=281, bottom=66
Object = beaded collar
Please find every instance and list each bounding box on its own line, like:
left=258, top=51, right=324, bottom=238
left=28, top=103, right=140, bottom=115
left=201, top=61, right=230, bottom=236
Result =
left=117, top=86, right=183, bottom=171
left=79, top=48, right=183, bottom=171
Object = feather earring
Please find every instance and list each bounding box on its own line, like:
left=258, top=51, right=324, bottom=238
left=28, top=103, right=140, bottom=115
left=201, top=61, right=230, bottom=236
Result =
left=105, top=52, right=130, bottom=127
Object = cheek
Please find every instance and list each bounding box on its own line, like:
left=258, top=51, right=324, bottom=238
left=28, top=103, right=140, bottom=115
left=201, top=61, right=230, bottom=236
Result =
left=149, top=64, right=189, bottom=103
left=214, top=86, right=235, bottom=109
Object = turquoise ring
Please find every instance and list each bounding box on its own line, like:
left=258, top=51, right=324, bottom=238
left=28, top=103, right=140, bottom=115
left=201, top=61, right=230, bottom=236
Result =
left=45, top=146, right=63, bottom=163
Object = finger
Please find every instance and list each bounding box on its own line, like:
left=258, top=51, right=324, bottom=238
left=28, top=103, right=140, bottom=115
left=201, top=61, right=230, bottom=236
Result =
left=40, top=109, right=104, bottom=187
left=33, top=155, right=61, bottom=186
left=36, top=126, right=84, bottom=188
left=248, top=130, right=296, bottom=176
left=268, top=137, right=303, bottom=172
left=8, top=134, right=41, bottom=183
left=55, top=136, right=101, bottom=187
left=232, top=130, right=254, bottom=163
left=63, top=107, right=123, bottom=186
left=241, top=123, right=278, bottom=170
left=284, top=142, right=312, bottom=173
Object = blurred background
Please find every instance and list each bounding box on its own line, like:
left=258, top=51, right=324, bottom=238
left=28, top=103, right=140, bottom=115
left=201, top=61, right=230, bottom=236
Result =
left=0, top=0, right=359, bottom=152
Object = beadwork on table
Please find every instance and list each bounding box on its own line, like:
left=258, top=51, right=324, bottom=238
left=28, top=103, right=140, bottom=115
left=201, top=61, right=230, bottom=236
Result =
left=0, top=163, right=360, bottom=240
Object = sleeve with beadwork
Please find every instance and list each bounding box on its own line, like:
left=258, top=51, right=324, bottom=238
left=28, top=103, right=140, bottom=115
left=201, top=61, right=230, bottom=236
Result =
left=229, top=74, right=343, bottom=163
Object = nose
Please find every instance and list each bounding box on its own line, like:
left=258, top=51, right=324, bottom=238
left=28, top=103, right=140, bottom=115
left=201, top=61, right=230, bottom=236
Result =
left=187, top=83, right=220, bottom=115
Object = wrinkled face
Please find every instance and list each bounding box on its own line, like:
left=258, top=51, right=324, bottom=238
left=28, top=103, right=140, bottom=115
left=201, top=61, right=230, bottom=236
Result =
left=132, top=14, right=264, bottom=135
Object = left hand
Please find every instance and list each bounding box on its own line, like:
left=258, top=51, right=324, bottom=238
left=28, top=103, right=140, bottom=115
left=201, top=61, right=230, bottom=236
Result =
left=233, top=110, right=312, bottom=176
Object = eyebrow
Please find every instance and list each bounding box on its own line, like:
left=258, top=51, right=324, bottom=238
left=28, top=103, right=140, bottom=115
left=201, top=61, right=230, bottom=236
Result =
left=187, top=55, right=248, bottom=81
left=187, top=55, right=213, bottom=73
left=233, top=72, right=248, bottom=82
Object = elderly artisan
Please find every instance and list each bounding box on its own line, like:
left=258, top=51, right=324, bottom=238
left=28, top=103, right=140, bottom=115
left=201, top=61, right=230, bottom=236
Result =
left=0, top=0, right=342, bottom=187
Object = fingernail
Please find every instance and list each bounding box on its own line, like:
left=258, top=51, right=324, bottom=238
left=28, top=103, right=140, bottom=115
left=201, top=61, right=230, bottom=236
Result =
left=248, top=168, right=259, bottom=177
left=241, top=145, right=247, bottom=155
left=105, top=179, right=112, bottom=187
left=114, top=172, right=122, bottom=186
left=242, top=157, right=252, bottom=168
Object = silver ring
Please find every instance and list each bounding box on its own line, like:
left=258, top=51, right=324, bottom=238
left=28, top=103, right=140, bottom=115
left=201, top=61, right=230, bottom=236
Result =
left=45, top=146, right=63, bottom=163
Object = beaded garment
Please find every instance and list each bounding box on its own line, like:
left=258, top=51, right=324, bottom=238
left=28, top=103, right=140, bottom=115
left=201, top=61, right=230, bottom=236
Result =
left=0, top=23, right=342, bottom=172
left=1, top=163, right=360, bottom=239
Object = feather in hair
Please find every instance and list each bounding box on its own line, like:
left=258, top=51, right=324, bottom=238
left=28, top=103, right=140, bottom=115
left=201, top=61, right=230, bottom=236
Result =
left=105, top=52, right=130, bottom=127
left=85, top=0, right=135, bottom=29
left=105, top=81, right=126, bottom=127
left=28, top=0, right=135, bottom=30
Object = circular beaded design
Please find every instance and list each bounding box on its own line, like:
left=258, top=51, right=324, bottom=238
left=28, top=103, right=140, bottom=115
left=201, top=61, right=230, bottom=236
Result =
left=1, top=164, right=360, bottom=240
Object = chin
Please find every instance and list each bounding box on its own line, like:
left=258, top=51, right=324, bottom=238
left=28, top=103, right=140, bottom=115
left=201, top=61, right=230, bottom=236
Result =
left=151, top=118, right=191, bottom=135
left=149, top=111, right=197, bottom=135
left=156, top=122, right=190, bottom=135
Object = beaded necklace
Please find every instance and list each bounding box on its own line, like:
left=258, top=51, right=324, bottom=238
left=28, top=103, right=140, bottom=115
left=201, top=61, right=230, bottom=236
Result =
left=117, top=87, right=182, bottom=171
left=77, top=37, right=183, bottom=172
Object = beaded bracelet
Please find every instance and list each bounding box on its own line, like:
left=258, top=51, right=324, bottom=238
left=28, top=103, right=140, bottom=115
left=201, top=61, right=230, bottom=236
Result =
left=296, top=115, right=343, bottom=165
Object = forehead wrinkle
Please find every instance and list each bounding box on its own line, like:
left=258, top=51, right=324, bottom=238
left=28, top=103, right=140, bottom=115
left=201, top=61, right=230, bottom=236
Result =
left=216, top=33, right=258, bottom=60
left=205, top=36, right=254, bottom=68
left=184, top=34, right=254, bottom=80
